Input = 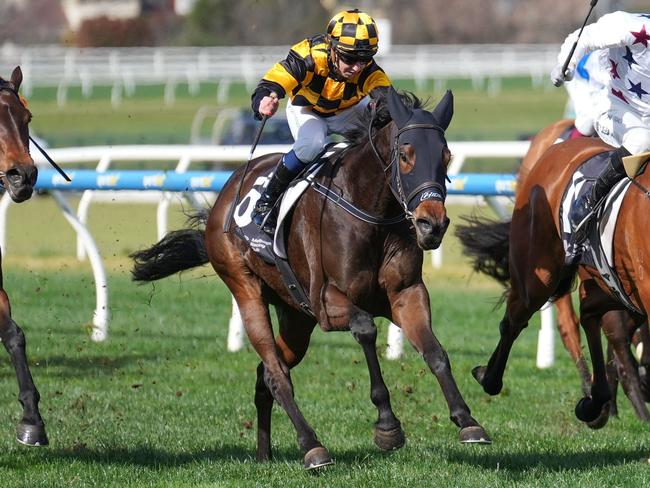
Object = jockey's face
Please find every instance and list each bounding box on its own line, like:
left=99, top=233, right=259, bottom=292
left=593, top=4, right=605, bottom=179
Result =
left=332, top=50, right=368, bottom=79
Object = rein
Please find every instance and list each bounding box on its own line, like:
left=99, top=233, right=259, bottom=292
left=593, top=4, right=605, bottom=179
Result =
left=367, top=102, right=447, bottom=219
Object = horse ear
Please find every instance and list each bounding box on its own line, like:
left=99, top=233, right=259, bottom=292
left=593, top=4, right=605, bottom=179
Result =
left=10, top=66, right=22, bottom=91
left=386, top=87, right=412, bottom=127
left=432, top=90, right=453, bottom=130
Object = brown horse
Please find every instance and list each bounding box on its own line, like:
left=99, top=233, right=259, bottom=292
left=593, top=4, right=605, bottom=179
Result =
left=518, top=120, right=650, bottom=420
left=519, top=119, right=589, bottom=394
left=0, top=67, right=47, bottom=445
left=457, top=134, right=650, bottom=427
left=131, top=88, right=490, bottom=469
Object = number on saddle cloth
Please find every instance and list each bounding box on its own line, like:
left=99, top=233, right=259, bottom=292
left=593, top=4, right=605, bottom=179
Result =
left=232, top=142, right=348, bottom=264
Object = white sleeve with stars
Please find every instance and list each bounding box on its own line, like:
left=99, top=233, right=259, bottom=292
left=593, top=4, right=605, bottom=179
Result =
left=558, top=11, right=646, bottom=71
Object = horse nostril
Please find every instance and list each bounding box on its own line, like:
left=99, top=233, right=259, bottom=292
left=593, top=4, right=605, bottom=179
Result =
left=5, top=168, right=23, bottom=186
left=416, top=218, right=433, bottom=234
left=4, top=166, right=37, bottom=187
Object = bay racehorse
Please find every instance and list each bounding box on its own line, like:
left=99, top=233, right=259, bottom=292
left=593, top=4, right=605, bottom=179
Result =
left=131, top=88, right=490, bottom=469
left=457, top=135, right=650, bottom=428
left=519, top=119, right=590, bottom=394
left=0, top=67, right=48, bottom=445
left=518, top=120, right=650, bottom=422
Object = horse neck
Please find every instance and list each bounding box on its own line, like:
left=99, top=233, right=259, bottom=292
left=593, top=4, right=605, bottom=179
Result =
left=335, top=122, right=400, bottom=217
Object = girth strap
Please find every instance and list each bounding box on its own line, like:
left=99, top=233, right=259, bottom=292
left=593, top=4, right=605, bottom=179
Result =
left=274, top=255, right=315, bottom=317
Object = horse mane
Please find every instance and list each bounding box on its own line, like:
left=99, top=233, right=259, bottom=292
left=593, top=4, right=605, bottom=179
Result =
left=343, top=90, right=429, bottom=147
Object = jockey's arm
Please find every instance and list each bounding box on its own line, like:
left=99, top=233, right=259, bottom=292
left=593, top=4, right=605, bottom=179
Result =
left=558, top=11, right=643, bottom=74
left=251, top=41, right=310, bottom=120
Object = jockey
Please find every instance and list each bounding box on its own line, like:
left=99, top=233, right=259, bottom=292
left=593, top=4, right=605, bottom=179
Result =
left=250, top=8, right=392, bottom=234
left=552, top=11, right=650, bottom=260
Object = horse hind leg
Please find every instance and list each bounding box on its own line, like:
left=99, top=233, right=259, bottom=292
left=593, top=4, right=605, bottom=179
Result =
left=603, top=311, right=650, bottom=422
left=0, top=290, right=48, bottom=446
left=633, top=322, right=650, bottom=402
left=235, top=290, right=330, bottom=470
left=348, top=308, right=405, bottom=451
left=254, top=304, right=326, bottom=466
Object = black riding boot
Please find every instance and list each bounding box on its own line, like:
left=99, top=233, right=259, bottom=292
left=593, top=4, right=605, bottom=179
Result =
left=251, top=160, right=297, bottom=234
left=565, top=146, right=630, bottom=264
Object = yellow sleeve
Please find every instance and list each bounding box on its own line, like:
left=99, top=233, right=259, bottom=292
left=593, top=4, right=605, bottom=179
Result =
left=261, top=39, right=312, bottom=96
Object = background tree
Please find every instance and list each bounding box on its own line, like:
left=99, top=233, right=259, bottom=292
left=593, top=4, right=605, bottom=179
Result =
left=178, top=0, right=329, bottom=46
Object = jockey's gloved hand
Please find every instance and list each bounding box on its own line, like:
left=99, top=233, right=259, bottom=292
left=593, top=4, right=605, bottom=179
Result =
left=551, top=65, right=574, bottom=87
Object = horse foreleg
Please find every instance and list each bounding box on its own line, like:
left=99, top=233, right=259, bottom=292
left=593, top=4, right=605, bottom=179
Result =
left=555, top=294, right=591, bottom=396
left=323, top=284, right=404, bottom=450
left=0, top=290, right=48, bottom=446
left=603, top=311, right=650, bottom=422
left=235, top=290, right=330, bottom=470
left=471, top=313, right=528, bottom=397
left=349, top=308, right=405, bottom=451
left=576, top=292, right=612, bottom=427
left=391, top=284, right=490, bottom=444
left=475, top=194, right=563, bottom=397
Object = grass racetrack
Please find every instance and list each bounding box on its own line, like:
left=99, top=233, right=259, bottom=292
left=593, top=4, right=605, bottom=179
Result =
left=0, top=199, right=648, bottom=486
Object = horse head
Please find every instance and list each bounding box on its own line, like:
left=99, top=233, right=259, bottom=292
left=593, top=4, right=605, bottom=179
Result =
left=0, top=67, right=37, bottom=203
left=386, top=87, right=452, bottom=250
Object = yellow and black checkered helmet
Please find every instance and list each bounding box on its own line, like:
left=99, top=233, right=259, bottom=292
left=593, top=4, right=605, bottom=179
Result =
left=326, top=9, right=379, bottom=60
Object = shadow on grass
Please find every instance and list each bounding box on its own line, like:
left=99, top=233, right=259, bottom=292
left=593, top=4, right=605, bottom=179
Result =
left=446, top=446, right=649, bottom=473
left=0, top=354, right=160, bottom=380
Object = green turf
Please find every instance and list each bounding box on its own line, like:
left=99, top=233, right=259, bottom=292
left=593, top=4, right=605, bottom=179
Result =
left=0, top=199, right=647, bottom=486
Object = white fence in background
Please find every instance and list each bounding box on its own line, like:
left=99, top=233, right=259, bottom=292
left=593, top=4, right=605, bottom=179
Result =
left=4, top=142, right=555, bottom=368
left=0, top=44, right=559, bottom=105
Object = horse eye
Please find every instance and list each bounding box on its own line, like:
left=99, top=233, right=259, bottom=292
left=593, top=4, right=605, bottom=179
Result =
left=400, top=151, right=407, bottom=162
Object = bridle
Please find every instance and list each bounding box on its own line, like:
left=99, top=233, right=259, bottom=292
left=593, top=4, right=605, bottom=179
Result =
left=367, top=102, right=448, bottom=220
left=0, top=80, right=70, bottom=182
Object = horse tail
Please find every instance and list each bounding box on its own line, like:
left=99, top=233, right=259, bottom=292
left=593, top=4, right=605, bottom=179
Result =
left=455, top=215, right=511, bottom=285
left=130, top=210, right=210, bottom=282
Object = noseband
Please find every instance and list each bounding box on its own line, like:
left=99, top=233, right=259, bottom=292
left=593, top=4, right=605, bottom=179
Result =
left=367, top=104, right=447, bottom=219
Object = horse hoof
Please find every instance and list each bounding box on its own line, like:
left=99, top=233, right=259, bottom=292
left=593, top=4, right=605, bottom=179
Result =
left=575, top=397, right=610, bottom=426
left=16, top=423, right=48, bottom=447
left=374, top=425, right=406, bottom=451
left=471, top=365, right=486, bottom=384
left=586, top=408, right=611, bottom=430
left=459, top=426, right=492, bottom=444
left=472, top=366, right=501, bottom=395
left=303, top=447, right=334, bottom=470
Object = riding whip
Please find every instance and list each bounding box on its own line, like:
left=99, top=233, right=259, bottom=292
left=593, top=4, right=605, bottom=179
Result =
left=554, top=0, right=599, bottom=87
left=223, top=92, right=277, bottom=233
left=29, top=135, right=71, bottom=181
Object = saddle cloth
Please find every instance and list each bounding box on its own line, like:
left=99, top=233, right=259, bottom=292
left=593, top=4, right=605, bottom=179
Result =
left=559, top=150, right=641, bottom=313
left=233, top=142, right=348, bottom=264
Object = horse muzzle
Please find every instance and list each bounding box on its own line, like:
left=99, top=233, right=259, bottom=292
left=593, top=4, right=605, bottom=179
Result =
left=412, top=200, right=449, bottom=250
left=3, top=165, right=38, bottom=203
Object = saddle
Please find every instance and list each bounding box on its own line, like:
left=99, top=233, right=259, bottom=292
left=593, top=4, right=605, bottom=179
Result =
left=232, top=143, right=349, bottom=315
left=560, top=151, right=650, bottom=314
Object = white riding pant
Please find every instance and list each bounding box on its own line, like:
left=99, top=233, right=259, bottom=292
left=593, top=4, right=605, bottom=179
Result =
left=285, top=97, right=371, bottom=162
left=593, top=91, right=650, bottom=154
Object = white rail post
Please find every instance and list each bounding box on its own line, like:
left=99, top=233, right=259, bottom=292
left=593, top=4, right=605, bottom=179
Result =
left=51, top=191, right=109, bottom=342
left=0, top=192, right=13, bottom=255
left=536, top=302, right=556, bottom=369
left=227, top=295, right=246, bottom=352
left=385, top=322, right=404, bottom=360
